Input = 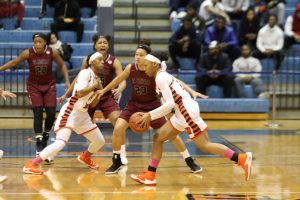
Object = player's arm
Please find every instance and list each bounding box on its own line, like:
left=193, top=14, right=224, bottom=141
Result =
left=97, top=64, right=131, bottom=96
left=175, top=78, right=208, bottom=99
left=52, top=49, right=71, bottom=88
left=0, top=88, right=16, bottom=100
left=76, top=71, right=102, bottom=98
left=0, top=50, right=29, bottom=71
left=81, top=57, right=88, bottom=70
left=112, top=58, right=127, bottom=99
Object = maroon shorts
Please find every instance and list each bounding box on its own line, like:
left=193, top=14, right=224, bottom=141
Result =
left=120, top=100, right=166, bottom=129
left=27, top=80, right=56, bottom=107
left=88, top=94, right=120, bottom=118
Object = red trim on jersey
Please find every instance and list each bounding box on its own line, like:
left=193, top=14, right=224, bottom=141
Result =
left=168, top=120, right=182, bottom=134
left=80, top=126, right=98, bottom=136
left=56, top=138, right=68, bottom=144
left=58, top=95, right=79, bottom=128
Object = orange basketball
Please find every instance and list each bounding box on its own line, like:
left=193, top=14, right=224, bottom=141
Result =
left=129, top=112, right=150, bottom=134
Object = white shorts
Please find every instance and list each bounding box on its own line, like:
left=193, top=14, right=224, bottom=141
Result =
left=54, top=103, right=98, bottom=135
left=170, top=98, right=208, bottom=139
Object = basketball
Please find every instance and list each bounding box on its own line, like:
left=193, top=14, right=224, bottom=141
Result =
left=129, top=112, right=150, bottom=134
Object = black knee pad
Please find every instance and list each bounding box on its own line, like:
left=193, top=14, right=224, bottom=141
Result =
left=32, top=107, right=43, bottom=134
left=44, top=107, right=56, bottom=131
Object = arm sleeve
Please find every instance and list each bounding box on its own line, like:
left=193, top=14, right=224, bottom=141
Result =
left=273, top=29, right=284, bottom=51
left=149, top=74, right=176, bottom=121
left=253, top=58, right=262, bottom=78
left=284, top=16, right=294, bottom=37
left=233, top=59, right=245, bottom=77
left=256, top=29, right=265, bottom=52
left=241, top=0, right=249, bottom=11
left=76, top=70, right=90, bottom=91
left=227, top=28, right=239, bottom=46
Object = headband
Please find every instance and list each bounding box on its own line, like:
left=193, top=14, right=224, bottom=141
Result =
left=32, top=33, right=47, bottom=41
left=137, top=45, right=151, bottom=54
left=145, top=54, right=161, bottom=64
left=89, top=52, right=103, bottom=65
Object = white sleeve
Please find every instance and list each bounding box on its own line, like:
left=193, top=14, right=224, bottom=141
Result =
left=222, top=0, right=234, bottom=12
left=253, top=58, right=262, bottom=78
left=256, top=29, right=265, bottom=52
left=284, top=16, right=294, bottom=37
left=241, top=0, right=249, bottom=11
left=149, top=73, right=176, bottom=121
left=232, top=59, right=245, bottom=77
left=76, top=70, right=90, bottom=91
left=273, top=28, right=284, bottom=51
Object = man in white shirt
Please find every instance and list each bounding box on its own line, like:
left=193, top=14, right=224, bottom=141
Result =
left=284, top=3, right=300, bottom=50
left=222, top=0, right=249, bottom=20
left=199, top=0, right=231, bottom=27
left=233, top=45, right=267, bottom=98
left=253, top=15, right=284, bottom=70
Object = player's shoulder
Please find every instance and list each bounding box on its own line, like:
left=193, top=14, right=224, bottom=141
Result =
left=78, top=68, right=91, bottom=78
left=156, top=71, right=172, bottom=83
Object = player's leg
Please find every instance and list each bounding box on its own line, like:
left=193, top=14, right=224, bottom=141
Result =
left=32, top=106, right=44, bottom=154
left=105, top=118, right=129, bottom=174
left=151, top=117, right=202, bottom=173
left=130, top=121, right=181, bottom=185
left=23, top=128, right=72, bottom=175
left=78, top=128, right=105, bottom=170
left=0, top=150, right=7, bottom=184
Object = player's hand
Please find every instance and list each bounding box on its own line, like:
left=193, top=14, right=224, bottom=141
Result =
left=95, top=89, right=105, bottom=100
left=0, top=89, right=16, bottom=100
left=112, top=88, right=122, bottom=100
left=58, top=94, right=67, bottom=105
left=93, top=78, right=103, bottom=90
left=191, top=91, right=208, bottom=99
left=136, top=112, right=151, bottom=128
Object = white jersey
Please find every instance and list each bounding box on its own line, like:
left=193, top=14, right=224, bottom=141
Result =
left=72, top=68, right=97, bottom=112
left=150, top=70, right=207, bottom=139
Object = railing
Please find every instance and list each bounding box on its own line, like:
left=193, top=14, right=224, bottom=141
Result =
left=132, top=0, right=141, bottom=42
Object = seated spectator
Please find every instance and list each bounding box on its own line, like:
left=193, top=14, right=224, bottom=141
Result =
left=0, top=0, right=25, bottom=30
left=169, top=16, right=201, bottom=69
left=264, top=0, right=286, bottom=26
left=253, top=15, right=284, bottom=70
left=75, top=0, right=97, bottom=18
left=233, top=45, right=267, bottom=98
left=51, top=0, right=84, bottom=43
left=249, top=0, right=268, bottom=26
left=47, top=32, right=73, bottom=69
left=239, top=9, right=260, bottom=48
left=195, top=41, right=233, bottom=98
left=169, top=0, right=195, bottom=19
left=199, top=0, right=231, bottom=27
left=186, top=3, right=206, bottom=34
left=222, top=0, right=249, bottom=20
left=204, top=16, right=240, bottom=61
left=39, top=0, right=57, bottom=19
left=284, top=3, right=300, bottom=50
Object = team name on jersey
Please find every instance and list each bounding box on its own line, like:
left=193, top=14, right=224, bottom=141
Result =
left=132, top=78, right=151, bottom=86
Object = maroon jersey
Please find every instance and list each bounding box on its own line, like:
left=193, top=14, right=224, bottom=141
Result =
left=129, top=63, right=159, bottom=103
left=99, top=54, right=115, bottom=100
left=27, top=46, right=55, bottom=84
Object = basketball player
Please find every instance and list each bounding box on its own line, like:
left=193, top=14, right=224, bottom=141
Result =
left=0, top=89, right=16, bottom=183
left=0, top=33, right=70, bottom=157
left=59, top=35, right=128, bottom=164
left=96, top=44, right=202, bottom=174
left=22, top=52, right=105, bottom=175
left=129, top=52, right=253, bottom=185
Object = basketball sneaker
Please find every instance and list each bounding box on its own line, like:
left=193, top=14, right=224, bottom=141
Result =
left=77, top=153, right=99, bottom=170
left=44, top=157, right=54, bottom=165
left=120, top=149, right=128, bottom=165
left=36, top=136, right=44, bottom=155
left=238, top=152, right=253, bottom=181
left=130, top=170, right=156, bottom=186
left=105, top=154, right=123, bottom=174
left=0, top=176, right=7, bottom=184
left=42, top=132, right=50, bottom=149
left=22, top=160, right=44, bottom=175
left=185, top=157, right=203, bottom=173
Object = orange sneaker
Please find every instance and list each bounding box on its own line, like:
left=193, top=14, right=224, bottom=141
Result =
left=130, top=170, right=156, bottom=186
left=22, top=160, right=44, bottom=175
left=238, top=152, right=252, bottom=181
left=77, top=153, right=99, bottom=170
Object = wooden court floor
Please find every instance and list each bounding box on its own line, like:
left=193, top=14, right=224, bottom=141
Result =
left=0, top=119, right=300, bottom=200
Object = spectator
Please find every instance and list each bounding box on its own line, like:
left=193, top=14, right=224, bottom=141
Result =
left=233, top=45, right=267, bottom=98
left=186, top=3, right=206, bottom=34
left=239, top=9, right=260, bottom=48
left=204, top=16, right=240, bottom=61
left=169, top=0, right=195, bottom=19
left=222, top=0, right=250, bottom=20
left=0, top=0, right=25, bottom=30
left=47, top=32, right=73, bottom=69
left=264, top=0, right=286, bottom=26
left=169, top=16, right=201, bottom=69
left=199, top=0, right=231, bottom=27
left=195, top=41, right=233, bottom=98
left=284, top=3, right=300, bottom=50
left=250, top=0, right=268, bottom=26
left=51, top=0, right=84, bottom=43
left=75, top=0, right=97, bottom=18
left=39, top=0, right=57, bottom=19
left=253, top=15, right=284, bottom=70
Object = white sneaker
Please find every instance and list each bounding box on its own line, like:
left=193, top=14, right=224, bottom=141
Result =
left=258, top=92, right=270, bottom=99
left=120, top=150, right=128, bottom=165
left=0, top=176, right=7, bottom=184
left=169, top=11, right=177, bottom=20
left=0, top=150, right=3, bottom=159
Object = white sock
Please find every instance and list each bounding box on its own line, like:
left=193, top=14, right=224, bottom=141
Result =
left=180, top=149, right=190, bottom=159
left=121, top=145, right=126, bottom=152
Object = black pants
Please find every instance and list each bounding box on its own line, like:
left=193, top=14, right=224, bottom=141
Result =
left=195, top=75, right=234, bottom=98
left=75, top=0, right=97, bottom=17
left=252, top=50, right=284, bottom=70
left=40, top=0, right=56, bottom=13
left=168, top=42, right=201, bottom=68
left=51, top=21, right=84, bottom=43
left=284, top=36, right=300, bottom=50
